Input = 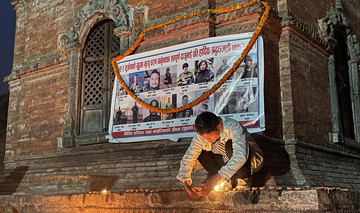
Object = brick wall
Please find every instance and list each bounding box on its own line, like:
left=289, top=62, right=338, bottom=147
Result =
left=286, top=0, right=332, bottom=30
left=3, top=0, right=360, bottom=209
left=0, top=134, right=319, bottom=196
left=6, top=66, right=68, bottom=160
left=296, top=142, right=360, bottom=191
left=12, top=0, right=86, bottom=72
left=288, top=31, right=331, bottom=146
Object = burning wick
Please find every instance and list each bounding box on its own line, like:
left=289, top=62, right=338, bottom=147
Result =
left=214, top=181, right=226, bottom=191
left=101, top=189, right=109, bottom=194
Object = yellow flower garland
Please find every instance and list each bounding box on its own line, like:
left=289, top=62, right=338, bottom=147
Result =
left=111, top=0, right=270, bottom=114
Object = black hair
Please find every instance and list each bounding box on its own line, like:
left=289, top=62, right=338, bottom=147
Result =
left=182, top=63, right=189, bottom=69
left=245, top=55, right=253, bottom=62
left=194, top=111, right=221, bottom=135
left=199, top=60, right=208, bottom=70
left=151, top=69, right=160, bottom=76
left=182, top=94, right=188, bottom=99
left=150, top=99, right=159, bottom=107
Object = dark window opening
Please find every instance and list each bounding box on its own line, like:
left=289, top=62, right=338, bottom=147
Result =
left=334, top=30, right=355, bottom=139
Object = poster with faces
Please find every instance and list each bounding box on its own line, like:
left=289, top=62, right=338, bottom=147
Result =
left=108, top=33, right=264, bottom=143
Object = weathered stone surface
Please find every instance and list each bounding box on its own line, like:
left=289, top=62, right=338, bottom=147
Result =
left=0, top=189, right=359, bottom=212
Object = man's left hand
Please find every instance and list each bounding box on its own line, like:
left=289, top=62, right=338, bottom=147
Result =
left=200, top=173, right=222, bottom=196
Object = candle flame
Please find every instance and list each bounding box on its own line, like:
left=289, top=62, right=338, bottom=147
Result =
left=214, top=181, right=226, bottom=191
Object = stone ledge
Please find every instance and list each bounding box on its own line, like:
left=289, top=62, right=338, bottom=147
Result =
left=1, top=189, right=359, bottom=212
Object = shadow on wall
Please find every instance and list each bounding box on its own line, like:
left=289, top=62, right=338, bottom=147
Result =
left=250, top=134, right=292, bottom=187
left=0, top=166, right=29, bottom=195
left=0, top=93, right=9, bottom=175
left=89, top=175, right=118, bottom=191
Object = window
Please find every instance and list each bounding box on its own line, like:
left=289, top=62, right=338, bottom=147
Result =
left=78, top=20, right=120, bottom=143
left=324, top=5, right=360, bottom=146
left=328, top=28, right=360, bottom=146
left=333, top=30, right=355, bottom=140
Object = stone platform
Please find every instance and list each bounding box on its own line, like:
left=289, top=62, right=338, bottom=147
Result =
left=1, top=187, right=359, bottom=212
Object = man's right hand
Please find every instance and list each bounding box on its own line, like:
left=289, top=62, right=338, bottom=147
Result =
left=184, top=180, right=203, bottom=199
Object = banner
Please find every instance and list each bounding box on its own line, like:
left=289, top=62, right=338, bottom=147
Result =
left=108, top=32, right=264, bottom=143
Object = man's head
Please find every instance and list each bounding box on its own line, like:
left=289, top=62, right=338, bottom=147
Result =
left=195, top=111, right=221, bottom=143
left=166, top=67, right=170, bottom=73
left=182, top=95, right=189, bottom=105
left=149, top=99, right=159, bottom=115
left=150, top=69, right=160, bottom=89
left=201, top=96, right=210, bottom=105
left=182, top=63, right=189, bottom=73
left=222, top=58, right=228, bottom=65
left=134, top=74, right=139, bottom=83
left=245, top=55, right=253, bottom=66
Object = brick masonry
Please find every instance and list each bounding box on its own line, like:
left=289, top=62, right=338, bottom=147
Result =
left=1, top=0, right=360, bottom=211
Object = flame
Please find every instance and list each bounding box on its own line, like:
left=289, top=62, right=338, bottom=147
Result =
left=214, top=181, right=226, bottom=191
left=101, top=189, right=109, bottom=194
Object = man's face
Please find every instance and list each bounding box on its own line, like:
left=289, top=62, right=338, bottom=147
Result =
left=183, top=66, right=188, bottom=73
left=150, top=100, right=158, bottom=115
left=200, top=125, right=221, bottom=143
left=182, top=96, right=189, bottom=105
left=150, top=73, right=159, bottom=88
left=200, top=62, right=206, bottom=71
left=245, top=60, right=252, bottom=66
left=134, top=75, right=139, bottom=83
left=202, top=97, right=209, bottom=105
left=223, top=58, right=227, bottom=65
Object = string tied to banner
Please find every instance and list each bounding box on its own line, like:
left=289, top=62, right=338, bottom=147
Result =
left=111, top=0, right=270, bottom=114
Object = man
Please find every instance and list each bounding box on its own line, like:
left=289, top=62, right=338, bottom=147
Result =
left=241, top=55, right=258, bottom=79
left=130, top=74, right=143, bottom=93
left=131, top=102, right=139, bottom=123
left=117, top=83, right=127, bottom=96
left=177, top=95, right=193, bottom=118
left=216, top=58, right=230, bottom=79
left=149, top=69, right=160, bottom=90
left=144, top=69, right=160, bottom=91
left=115, top=107, right=122, bottom=124
left=194, top=96, right=210, bottom=116
left=164, top=67, right=173, bottom=88
left=143, top=99, right=161, bottom=122
left=177, top=112, right=263, bottom=198
left=177, top=63, right=194, bottom=86
left=164, top=97, right=173, bottom=120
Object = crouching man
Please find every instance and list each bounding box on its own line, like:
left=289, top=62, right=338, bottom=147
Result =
left=176, top=111, right=263, bottom=198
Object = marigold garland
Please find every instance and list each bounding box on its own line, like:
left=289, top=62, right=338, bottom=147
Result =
left=111, top=0, right=270, bottom=114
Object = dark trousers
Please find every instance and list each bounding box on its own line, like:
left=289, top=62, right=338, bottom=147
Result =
left=197, top=140, right=251, bottom=186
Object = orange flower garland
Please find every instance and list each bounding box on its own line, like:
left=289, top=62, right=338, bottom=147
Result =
left=111, top=0, right=270, bottom=114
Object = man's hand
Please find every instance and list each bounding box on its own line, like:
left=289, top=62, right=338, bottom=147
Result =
left=201, top=173, right=222, bottom=196
left=184, top=180, right=203, bottom=199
